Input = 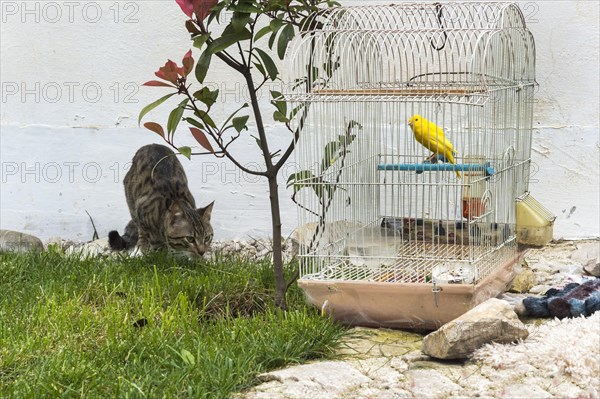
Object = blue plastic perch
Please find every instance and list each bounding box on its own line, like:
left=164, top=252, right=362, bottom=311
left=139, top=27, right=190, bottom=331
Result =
left=377, top=163, right=495, bottom=176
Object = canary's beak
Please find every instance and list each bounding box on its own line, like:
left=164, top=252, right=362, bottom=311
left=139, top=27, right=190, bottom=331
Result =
left=408, top=121, right=413, bottom=127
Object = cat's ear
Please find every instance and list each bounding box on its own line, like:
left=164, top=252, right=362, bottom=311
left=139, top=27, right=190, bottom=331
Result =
left=167, top=201, right=188, bottom=229
left=197, top=201, right=214, bottom=220
left=169, top=201, right=184, bottom=217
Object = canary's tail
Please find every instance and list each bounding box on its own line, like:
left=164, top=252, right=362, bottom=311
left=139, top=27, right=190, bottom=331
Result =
left=444, top=150, right=461, bottom=179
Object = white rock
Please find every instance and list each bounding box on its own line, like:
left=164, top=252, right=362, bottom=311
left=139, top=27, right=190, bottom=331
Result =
left=571, top=241, right=599, bottom=267
left=421, top=298, right=529, bottom=359
left=529, top=284, right=551, bottom=294
left=576, top=241, right=600, bottom=277
left=257, top=248, right=270, bottom=258
left=546, top=380, right=585, bottom=398
left=243, top=361, right=370, bottom=399
left=350, top=357, right=402, bottom=386
left=501, top=383, right=552, bottom=398
left=584, top=261, right=600, bottom=277
left=404, top=369, right=463, bottom=398
left=0, top=229, right=44, bottom=253
left=66, top=237, right=111, bottom=258
left=389, top=358, right=409, bottom=374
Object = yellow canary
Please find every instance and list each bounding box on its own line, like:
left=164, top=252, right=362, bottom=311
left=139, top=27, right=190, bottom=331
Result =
left=408, top=115, right=461, bottom=178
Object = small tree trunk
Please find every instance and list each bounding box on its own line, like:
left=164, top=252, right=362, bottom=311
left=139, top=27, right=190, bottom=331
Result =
left=267, top=171, right=287, bottom=310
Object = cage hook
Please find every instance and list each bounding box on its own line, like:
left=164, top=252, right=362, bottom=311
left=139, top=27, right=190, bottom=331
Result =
left=431, top=3, right=448, bottom=51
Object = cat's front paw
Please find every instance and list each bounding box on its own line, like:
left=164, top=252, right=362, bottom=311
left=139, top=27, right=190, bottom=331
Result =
left=129, top=246, right=143, bottom=258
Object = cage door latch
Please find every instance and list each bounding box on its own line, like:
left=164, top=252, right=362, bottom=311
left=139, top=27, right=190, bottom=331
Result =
left=432, top=282, right=442, bottom=307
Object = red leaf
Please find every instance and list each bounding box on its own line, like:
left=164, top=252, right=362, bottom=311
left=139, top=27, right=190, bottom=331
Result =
left=155, top=60, right=179, bottom=84
left=190, top=127, right=214, bottom=153
left=194, top=0, right=217, bottom=21
left=143, top=80, right=176, bottom=88
left=144, top=122, right=166, bottom=138
left=182, top=49, right=194, bottom=77
left=176, top=0, right=194, bottom=17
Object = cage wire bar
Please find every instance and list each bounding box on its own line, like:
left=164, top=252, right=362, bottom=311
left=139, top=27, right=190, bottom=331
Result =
left=286, top=3, right=536, bottom=289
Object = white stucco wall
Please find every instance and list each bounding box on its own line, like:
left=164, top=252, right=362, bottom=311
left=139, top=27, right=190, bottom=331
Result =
left=1, top=1, right=599, bottom=241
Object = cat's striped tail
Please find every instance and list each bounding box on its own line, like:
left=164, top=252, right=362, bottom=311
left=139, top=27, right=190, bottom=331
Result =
left=108, top=220, right=138, bottom=250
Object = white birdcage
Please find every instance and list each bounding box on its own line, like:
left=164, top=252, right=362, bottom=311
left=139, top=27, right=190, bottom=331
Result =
left=285, top=3, right=536, bottom=329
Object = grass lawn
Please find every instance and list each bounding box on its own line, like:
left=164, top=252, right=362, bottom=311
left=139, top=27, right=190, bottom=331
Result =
left=0, top=250, right=345, bottom=398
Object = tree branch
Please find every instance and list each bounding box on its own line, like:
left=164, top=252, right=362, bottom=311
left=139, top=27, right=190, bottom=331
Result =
left=181, top=85, right=267, bottom=177
left=275, top=103, right=310, bottom=170
left=244, top=72, right=273, bottom=172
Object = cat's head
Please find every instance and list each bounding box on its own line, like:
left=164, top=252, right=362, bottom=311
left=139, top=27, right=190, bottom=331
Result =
left=164, top=201, right=214, bottom=257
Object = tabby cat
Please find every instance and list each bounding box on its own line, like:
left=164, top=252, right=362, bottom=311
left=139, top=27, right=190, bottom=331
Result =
left=108, top=144, right=214, bottom=257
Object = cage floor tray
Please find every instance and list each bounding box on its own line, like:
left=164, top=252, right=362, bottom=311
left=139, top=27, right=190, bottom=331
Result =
left=299, top=252, right=520, bottom=330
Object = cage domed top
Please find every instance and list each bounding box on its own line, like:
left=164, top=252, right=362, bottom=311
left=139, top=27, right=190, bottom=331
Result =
left=302, top=2, right=528, bottom=31
left=285, top=2, right=536, bottom=106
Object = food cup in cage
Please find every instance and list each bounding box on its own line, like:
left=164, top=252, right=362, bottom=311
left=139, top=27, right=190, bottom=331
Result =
left=461, top=155, right=488, bottom=220
left=346, top=227, right=398, bottom=269
left=432, top=262, right=478, bottom=284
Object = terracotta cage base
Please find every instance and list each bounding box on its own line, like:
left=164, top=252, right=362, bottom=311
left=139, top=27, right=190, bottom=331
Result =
left=299, top=252, right=522, bottom=330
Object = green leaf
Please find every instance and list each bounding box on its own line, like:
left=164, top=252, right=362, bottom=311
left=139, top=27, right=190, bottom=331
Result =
left=231, top=12, right=250, bottom=32
left=193, top=34, right=210, bottom=50
left=270, top=90, right=287, bottom=115
left=232, top=115, right=249, bottom=132
left=234, top=3, right=260, bottom=13
left=179, top=146, right=192, bottom=160
left=286, top=170, right=317, bottom=194
left=252, top=62, right=266, bottom=77
left=207, top=2, right=226, bottom=25
left=286, top=171, right=300, bottom=187
left=292, top=77, right=308, bottom=91
left=254, top=26, right=272, bottom=41
left=180, top=349, right=195, bottom=366
left=167, top=98, right=189, bottom=136
left=268, top=31, right=278, bottom=49
left=195, top=50, right=212, bottom=84
left=208, top=29, right=252, bottom=54
left=267, top=20, right=283, bottom=50
left=219, top=103, right=248, bottom=132
left=184, top=117, right=205, bottom=130
left=221, top=23, right=236, bottom=37
left=138, top=93, right=177, bottom=125
left=320, top=141, right=340, bottom=172
left=194, top=109, right=217, bottom=129
left=273, top=111, right=289, bottom=123
left=255, top=48, right=278, bottom=80
left=251, top=134, right=262, bottom=150
left=193, top=87, right=219, bottom=107
left=269, top=19, right=283, bottom=32
left=277, top=24, right=295, bottom=60
left=339, top=132, right=358, bottom=147
left=289, top=104, right=304, bottom=120
left=347, top=120, right=362, bottom=130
